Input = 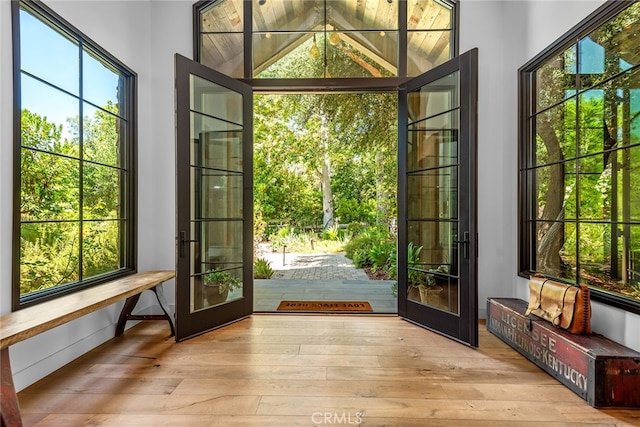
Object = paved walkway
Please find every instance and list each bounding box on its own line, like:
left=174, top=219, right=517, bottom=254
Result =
left=253, top=250, right=397, bottom=313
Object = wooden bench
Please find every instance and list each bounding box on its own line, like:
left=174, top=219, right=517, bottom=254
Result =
left=487, top=298, right=640, bottom=408
left=0, top=270, right=176, bottom=427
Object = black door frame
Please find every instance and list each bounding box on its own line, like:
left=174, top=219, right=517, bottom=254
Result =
left=397, top=49, right=478, bottom=346
left=175, top=54, right=253, bottom=341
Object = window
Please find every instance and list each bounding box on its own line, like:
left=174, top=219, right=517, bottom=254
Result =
left=519, top=0, right=640, bottom=314
left=12, top=0, right=136, bottom=309
left=195, top=0, right=455, bottom=80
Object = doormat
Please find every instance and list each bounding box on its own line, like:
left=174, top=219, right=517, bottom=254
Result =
left=276, top=301, right=373, bottom=312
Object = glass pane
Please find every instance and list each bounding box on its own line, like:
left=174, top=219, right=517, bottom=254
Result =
left=20, top=221, right=80, bottom=296
left=408, top=221, right=457, bottom=271
left=535, top=45, right=576, bottom=113
left=535, top=220, right=577, bottom=281
left=578, top=2, right=640, bottom=90
left=198, top=128, right=243, bottom=172
left=615, top=146, right=640, bottom=223
left=20, top=8, right=79, bottom=96
left=82, top=49, right=124, bottom=113
left=408, top=0, right=453, bottom=30
left=578, top=90, right=605, bottom=156
left=198, top=172, right=243, bottom=219
left=83, top=220, right=121, bottom=279
left=408, top=166, right=458, bottom=220
left=407, top=31, right=452, bottom=77
left=407, top=72, right=459, bottom=122
left=578, top=222, right=613, bottom=284
left=254, top=33, right=326, bottom=79
left=21, top=148, right=79, bottom=221
left=534, top=99, right=576, bottom=165
left=201, top=0, right=243, bottom=32
left=325, top=31, right=397, bottom=78
left=83, top=163, right=120, bottom=220
left=535, top=162, right=576, bottom=222
left=407, top=271, right=458, bottom=314
left=192, top=265, right=244, bottom=312
left=83, top=103, right=121, bottom=167
left=253, top=0, right=322, bottom=32
left=328, top=0, right=398, bottom=31
left=21, top=74, right=80, bottom=156
left=201, top=34, right=244, bottom=78
left=190, top=75, right=243, bottom=124
left=408, top=111, right=458, bottom=171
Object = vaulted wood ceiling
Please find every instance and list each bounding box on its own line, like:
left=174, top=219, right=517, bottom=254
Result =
left=199, top=0, right=454, bottom=78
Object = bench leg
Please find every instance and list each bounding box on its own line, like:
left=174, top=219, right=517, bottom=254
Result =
left=115, top=293, right=142, bottom=337
left=115, top=285, right=175, bottom=337
left=1, top=348, right=22, bottom=427
left=151, top=286, right=176, bottom=337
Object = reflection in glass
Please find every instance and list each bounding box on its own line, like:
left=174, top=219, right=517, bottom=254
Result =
left=195, top=127, right=243, bottom=172
left=201, top=34, right=244, bottom=78
left=408, top=0, right=453, bottom=30
left=83, top=220, right=121, bottom=279
left=83, top=50, right=123, bottom=113
left=329, top=0, right=398, bottom=31
left=200, top=0, right=243, bottom=32
left=20, top=9, right=79, bottom=95
left=408, top=221, right=457, bottom=272
left=535, top=45, right=576, bottom=112
left=20, top=221, right=80, bottom=295
left=20, top=149, right=79, bottom=222
left=192, top=266, right=244, bottom=312
left=325, top=31, right=397, bottom=78
left=83, top=163, right=120, bottom=220
left=83, top=103, right=121, bottom=167
left=21, top=75, right=80, bottom=154
left=407, top=270, right=459, bottom=314
left=408, top=112, right=458, bottom=171
left=407, top=72, right=459, bottom=122
left=253, top=0, right=322, bottom=32
left=198, top=172, right=243, bottom=219
left=190, top=75, right=244, bottom=124
left=407, top=30, right=452, bottom=76
left=577, top=2, right=640, bottom=89
left=254, top=33, right=326, bottom=79
left=408, top=166, right=458, bottom=220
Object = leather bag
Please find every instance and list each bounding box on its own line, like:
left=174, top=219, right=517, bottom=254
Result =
left=525, top=276, right=592, bottom=334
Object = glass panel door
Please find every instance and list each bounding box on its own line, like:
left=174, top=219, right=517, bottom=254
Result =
left=175, top=54, right=253, bottom=341
left=398, top=49, right=478, bottom=346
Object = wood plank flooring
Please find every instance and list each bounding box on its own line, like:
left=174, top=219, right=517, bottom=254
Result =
left=17, top=315, right=640, bottom=426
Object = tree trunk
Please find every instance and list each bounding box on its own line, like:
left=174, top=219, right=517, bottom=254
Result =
left=320, top=116, right=334, bottom=229
left=375, top=150, right=388, bottom=225
left=536, top=117, right=565, bottom=275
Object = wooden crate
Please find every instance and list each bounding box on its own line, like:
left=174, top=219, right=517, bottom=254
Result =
left=487, top=298, right=640, bottom=408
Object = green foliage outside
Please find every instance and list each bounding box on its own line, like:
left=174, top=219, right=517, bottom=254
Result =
left=20, top=105, right=123, bottom=296
left=253, top=258, right=275, bottom=279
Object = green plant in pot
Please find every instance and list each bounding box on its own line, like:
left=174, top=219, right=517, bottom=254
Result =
left=203, top=269, right=241, bottom=306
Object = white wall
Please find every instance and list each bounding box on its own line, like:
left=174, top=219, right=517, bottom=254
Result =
left=0, top=0, right=176, bottom=391
left=458, top=0, right=640, bottom=352
left=2, top=0, right=639, bottom=392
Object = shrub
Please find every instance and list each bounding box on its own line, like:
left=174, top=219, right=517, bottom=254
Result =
left=254, top=257, right=274, bottom=279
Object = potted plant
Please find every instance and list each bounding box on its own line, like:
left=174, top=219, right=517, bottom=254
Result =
left=203, top=269, right=241, bottom=306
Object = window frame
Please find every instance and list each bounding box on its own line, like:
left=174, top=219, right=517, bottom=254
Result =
left=518, top=0, right=640, bottom=315
left=11, top=0, right=138, bottom=310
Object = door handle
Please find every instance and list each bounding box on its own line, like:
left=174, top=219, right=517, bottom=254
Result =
left=179, top=231, right=197, bottom=257
left=455, top=231, right=470, bottom=260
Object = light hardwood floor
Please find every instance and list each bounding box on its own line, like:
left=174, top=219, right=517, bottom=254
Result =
left=18, top=315, right=640, bottom=426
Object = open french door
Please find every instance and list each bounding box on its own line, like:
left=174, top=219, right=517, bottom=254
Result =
left=174, top=54, right=253, bottom=341
left=398, top=49, right=478, bottom=347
